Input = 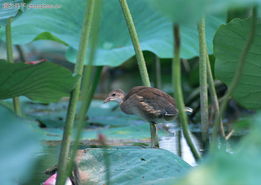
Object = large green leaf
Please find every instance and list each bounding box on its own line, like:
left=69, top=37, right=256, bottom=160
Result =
left=0, top=0, right=225, bottom=66
left=77, top=148, right=190, bottom=185
left=147, top=0, right=260, bottom=25
left=175, top=113, right=261, bottom=185
left=0, top=105, right=41, bottom=185
left=0, top=61, right=77, bottom=103
left=214, top=18, right=261, bottom=109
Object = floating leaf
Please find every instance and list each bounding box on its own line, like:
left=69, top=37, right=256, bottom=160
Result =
left=77, top=148, right=190, bottom=185
left=23, top=100, right=170, bottom=141
left=214, top=18, right=261, bottom=109
left=0, top=61, right=77, bottom=103
left=23, top=100, right=157, bottom=128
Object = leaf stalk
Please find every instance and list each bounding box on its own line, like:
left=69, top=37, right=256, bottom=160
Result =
left=119, top=0, right=159, bottom=148
left=56, top=0, right=96, bottom=184
left=5, top=18, right=22, bottom=116
left=197, top=18, right=209, bottom=147
left=172, top=24, right=200, bottom=160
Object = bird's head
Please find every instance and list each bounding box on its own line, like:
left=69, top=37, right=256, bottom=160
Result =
left=104, top=89, right=125, bottom=104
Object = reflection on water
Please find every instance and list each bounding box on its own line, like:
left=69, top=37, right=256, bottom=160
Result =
left=159, top=123, right=200, bottom=166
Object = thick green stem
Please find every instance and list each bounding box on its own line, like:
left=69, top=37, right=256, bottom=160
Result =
left=206, top=56, right=225, bottom=137
left=212, top=7, right=257, bottom=141
left=119, top=0, right=159, bottom=148
left=5, top=18, right=22, bottom=116
left=172, top=24, right=200, bottom=160
left=81, top=66, right=103, bottom=111
left=56, top=1, right=96, bottom=184
left=119, top=0, right=151, bottom=87
left=198, top=18, right=209, bottom=147
left=65, top=0, right=102, bottom=180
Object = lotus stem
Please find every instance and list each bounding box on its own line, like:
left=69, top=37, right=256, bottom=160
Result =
left=198, top=18, right=209, bottom=148
left=119, top=0, right=151, bottom=87
left=119, top=0, right=159, bottom=148
left=5, top=18, right=22, bottom=116
left=206, top=55, right=225, bottom=137
left=172, top=24, right=200, bottom=160
left=67, top=0, right=102, bottom=175
left=56, top=1, right=96, bottom=184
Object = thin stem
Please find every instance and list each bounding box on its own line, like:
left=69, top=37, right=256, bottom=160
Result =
left=172, top=24, right=200, bottom=160
left=206, top=56, right=225, bottom=137
left=5, top=18, right=22, bottom=116
left=119, top=0, right=151, bottom=87
left=225, top=129, right=234, bottom=140
left=176, top=130, right=182, bottom=157
left=119, top=0, right=159, bottom=148
left=56, top=1, right=96, bottom=184
left=155, top=55, right=162, bottom=89
left=198, top=18, right=209, bottom=147
left=212, top=7, right=257, bottom=141
left=186, top=81, right=222, bottom=106
left=150, top=122, right=159, bottom=148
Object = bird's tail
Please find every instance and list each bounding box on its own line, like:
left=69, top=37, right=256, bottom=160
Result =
left=185, top=107, right=193, bottom=113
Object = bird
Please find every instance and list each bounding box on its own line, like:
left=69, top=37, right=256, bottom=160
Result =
left=104, top=86, right=192, bottom=148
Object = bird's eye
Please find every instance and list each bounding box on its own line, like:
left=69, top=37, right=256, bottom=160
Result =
left=112, top=93, right=116, bottom=96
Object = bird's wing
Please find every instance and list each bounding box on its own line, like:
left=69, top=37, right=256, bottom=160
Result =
left=135, top=88, right=178, bottom=117
left=123, top=86, right=148, bottom=101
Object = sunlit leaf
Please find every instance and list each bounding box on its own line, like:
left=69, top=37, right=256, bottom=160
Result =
left=77, top=148, right=190, bottom=185
left=0, top=0, right=224, bottom=66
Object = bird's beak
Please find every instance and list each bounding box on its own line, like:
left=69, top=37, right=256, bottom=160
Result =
left=104, top=97, right=111, bottom=103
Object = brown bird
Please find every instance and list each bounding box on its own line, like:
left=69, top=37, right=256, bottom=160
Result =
left=104, top=86, right=192, bottom=147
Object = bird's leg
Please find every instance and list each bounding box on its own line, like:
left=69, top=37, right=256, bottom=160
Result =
left=150, top=122, right=159, bottom=148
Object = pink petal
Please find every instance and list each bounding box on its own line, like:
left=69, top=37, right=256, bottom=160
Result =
left=42, top=173, right=72, bottom=185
